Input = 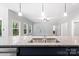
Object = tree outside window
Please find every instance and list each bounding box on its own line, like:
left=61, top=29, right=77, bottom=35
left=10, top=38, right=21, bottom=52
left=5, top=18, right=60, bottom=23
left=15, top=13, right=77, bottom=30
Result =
left=13, top=21, right=19, bottom=36
left=23, top=24, right=28, bottom=34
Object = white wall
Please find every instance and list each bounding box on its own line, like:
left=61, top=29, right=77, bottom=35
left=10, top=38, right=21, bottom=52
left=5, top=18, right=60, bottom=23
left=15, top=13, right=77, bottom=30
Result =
left=0, top=4, right=9, bottom=45
left=8, top=10, right=33, bottom=44
left=32, top=22, right=58, bottom=36
left=8, top=10, right=33, bottom=36
left=67, top=21, right=72, bottom=36
left=32, top=20, right=74, bottom=36
left=61, top=22, right=68, bottom=36
left=56, top=24, right=61, bottom=36
left=56, top=21, right=72, bottom=36
left=71, top=16, right=79, bottom=36
left=0, top=4, right=33, bottom=44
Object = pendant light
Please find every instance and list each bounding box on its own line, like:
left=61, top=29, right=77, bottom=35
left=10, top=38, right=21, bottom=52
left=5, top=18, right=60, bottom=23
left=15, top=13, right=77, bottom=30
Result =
left=42, top=4, right=44, bottom=16
left=18, top=3, right=22, bottom=16
left=41, top=3, right=46, bottom=22
left=64, top=3, right=67, bottom=16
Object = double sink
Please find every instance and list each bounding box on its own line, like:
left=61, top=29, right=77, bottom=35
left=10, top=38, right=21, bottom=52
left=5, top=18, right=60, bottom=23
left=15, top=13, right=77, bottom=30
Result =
left=29, top=38, right=60, bottom=43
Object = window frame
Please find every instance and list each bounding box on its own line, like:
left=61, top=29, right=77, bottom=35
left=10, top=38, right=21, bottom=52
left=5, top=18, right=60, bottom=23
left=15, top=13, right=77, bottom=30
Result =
left=23, top=23, right=28, bottom=35
left=28, top=25, right=32, bottom=34
left=0, top=18, right=3, bottom=37
left=12, top=20, right=20, bottom=36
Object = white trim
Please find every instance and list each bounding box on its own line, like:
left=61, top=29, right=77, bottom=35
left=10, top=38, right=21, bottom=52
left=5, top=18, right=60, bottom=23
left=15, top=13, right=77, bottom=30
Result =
left=12, top=20, right=21, bottom=36
left=28, top=25, right=32, bottom=34
left=72, top=20, right=74, bottom=36
left=60, top=23, right=62, bottom=36
left=31, top=25, right=32, bottom=34
left=19, top=22, right=21, bottom=36
left=0, top=18, right=3, bottom=37
left=60, top=22, right=68, bottom=36
left=23, top=23, right=28, bottom=35
left=72, top=20, right=79, bottom=36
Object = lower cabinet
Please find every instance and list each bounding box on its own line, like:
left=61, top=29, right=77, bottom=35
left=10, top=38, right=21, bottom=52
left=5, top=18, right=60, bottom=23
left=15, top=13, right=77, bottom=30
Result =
left=0, top=48, right=17, bottom=56
left=0, top=53, right=16, bottom=56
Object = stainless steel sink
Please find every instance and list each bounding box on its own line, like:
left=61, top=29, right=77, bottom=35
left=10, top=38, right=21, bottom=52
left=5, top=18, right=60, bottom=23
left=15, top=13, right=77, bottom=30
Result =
left=29, top=38, right=60, bottom=43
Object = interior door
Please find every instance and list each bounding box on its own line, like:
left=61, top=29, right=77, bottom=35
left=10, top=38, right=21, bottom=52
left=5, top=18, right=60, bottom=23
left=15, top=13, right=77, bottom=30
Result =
left=61, top=22, right=68, bottom=36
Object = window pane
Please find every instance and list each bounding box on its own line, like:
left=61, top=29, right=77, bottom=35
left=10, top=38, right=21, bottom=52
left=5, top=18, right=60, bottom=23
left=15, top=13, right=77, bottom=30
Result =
left=13, top=21, right=19, bottom=36
left=13, top=22, right=19, bottom=28
left=29, top=29, right=31, bottom=33
left=24, top=29, right=27, bottom=34
left=29, top=25, right=32, bottom=33
left=13, top=29, right=19, bottom=36
left=23, top=24, right=28, bottom=34
left=0, top=20, right=2, bottom=36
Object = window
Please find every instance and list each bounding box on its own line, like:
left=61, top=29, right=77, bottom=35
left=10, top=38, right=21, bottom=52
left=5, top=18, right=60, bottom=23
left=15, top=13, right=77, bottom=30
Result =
left=28, top=25, right=32, bottom=34
left=23, top=24, right=28, bottom=34
left=12, top=21, right=19, bottom=36
left=0, top=20, right=2, bottom=36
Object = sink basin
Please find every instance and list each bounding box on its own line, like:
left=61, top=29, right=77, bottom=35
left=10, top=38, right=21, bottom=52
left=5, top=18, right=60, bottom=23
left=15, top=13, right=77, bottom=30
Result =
left=30, top=38, right=45, bottom=43
left=29, top=38, right=60, bottom=43
left=45, top=38, right=60, bottom=43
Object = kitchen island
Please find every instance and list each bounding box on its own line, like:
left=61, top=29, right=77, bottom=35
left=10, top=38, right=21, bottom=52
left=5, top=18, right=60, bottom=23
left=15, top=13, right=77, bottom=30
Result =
left=0, top=36, right=79, bottom=56
left=0, top=36, right=79, bottom=46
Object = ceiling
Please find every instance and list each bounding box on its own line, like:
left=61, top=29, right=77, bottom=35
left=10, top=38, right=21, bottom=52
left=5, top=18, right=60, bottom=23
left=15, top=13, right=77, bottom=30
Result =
left=1, top=3, right=79, bottom=23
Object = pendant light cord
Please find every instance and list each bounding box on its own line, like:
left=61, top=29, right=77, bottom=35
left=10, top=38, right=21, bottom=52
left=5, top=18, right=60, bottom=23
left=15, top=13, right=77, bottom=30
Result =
left=42, top=3, right=44, bottom=12
left=19, top=3, right=22, bottom=12
left=65, top=3, right=66, bottom=12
